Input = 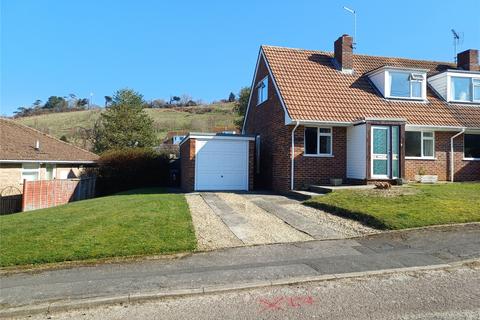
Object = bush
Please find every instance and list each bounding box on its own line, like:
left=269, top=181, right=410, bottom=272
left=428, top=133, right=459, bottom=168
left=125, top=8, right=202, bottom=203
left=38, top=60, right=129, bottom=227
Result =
left=87, top=148, right=170, bottom=196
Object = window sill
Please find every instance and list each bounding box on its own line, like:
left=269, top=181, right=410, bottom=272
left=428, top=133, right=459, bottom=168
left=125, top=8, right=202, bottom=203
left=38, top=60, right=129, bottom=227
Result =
left=303, top=154, right=334, bottom=158
left=385, top=96, right=427, bottom=102
left=405, top=157, right=437, bottom=160
left=256, top=100, right=268, bottom=107
left=463, top=158, right=480, bottom=161
left=449, top=100, right=480, bottom=105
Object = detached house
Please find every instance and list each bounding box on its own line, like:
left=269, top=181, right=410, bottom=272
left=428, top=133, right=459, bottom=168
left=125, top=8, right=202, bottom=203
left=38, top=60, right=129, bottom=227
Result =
left=243, top=35, right=480, bottom=192
left=0, top=119, right=98, bottom=195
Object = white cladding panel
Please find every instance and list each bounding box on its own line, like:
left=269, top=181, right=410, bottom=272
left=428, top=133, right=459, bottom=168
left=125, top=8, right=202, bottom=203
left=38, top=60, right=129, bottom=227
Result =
left=347, top=125, right=367, bottom=179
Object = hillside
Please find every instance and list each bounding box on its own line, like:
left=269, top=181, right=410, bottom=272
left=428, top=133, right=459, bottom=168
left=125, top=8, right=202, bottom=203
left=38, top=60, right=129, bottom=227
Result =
left=16, top=102, right=239, bottom=150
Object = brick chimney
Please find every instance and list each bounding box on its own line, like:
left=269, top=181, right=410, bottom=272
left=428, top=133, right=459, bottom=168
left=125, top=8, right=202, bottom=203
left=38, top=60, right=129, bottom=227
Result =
left=457, top=49, right=479, bottom=71
left=334, top=34, right=354, bottom=72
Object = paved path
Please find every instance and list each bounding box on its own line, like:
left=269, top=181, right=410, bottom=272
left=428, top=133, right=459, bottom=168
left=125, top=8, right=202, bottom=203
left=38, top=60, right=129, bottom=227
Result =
left=1, top=224, right=479, bottom=313
left=20, top=263, right=480, bottom=320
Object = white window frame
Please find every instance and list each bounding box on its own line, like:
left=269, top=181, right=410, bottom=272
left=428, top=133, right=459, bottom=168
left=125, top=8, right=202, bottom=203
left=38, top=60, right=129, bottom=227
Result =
left=463, top=133, right=480, bottom=161
left=21, top=163, right=40, bottom=182
left=473, top=79, right=480, bottom=103
left=405, top=130, right=435, bottom=159
left=450, top=76, right=480, bottom=103
left=304, top=127, right=333, bottom=157
left=256, top=76, right=268, bottom=106
left=45, top=163, right=56, bottom=180
left=388, top=71, right=425, bottom=100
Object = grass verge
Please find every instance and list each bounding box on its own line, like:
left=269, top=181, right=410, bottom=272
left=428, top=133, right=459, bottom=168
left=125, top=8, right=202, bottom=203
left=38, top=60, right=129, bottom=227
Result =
left=304, top=183, right=480, bottom=230
left=0, top=188, right=196, bottom=267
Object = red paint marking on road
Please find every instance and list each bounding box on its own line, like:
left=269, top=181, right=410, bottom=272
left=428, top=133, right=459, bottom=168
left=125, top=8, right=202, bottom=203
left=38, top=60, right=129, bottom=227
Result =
left=258, top=296, right=314, bottom=312
left=259, top=297, right=284, bottom=311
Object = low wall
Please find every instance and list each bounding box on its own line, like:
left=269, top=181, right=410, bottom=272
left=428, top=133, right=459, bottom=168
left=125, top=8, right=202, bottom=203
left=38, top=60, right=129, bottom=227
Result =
left=22, top=177, right=96, bottom=212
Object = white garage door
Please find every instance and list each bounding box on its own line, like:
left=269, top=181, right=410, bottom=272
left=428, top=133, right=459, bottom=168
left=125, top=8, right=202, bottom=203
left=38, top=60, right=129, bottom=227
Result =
left=195, top=138, right=249, bottom=191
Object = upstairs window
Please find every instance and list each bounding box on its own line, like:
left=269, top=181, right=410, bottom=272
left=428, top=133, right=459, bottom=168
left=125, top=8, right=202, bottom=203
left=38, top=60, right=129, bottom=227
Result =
left=405, top=131, right=434, bottom=158
left=304, top=127, right=332, bottom=156
left=451, top=77, right=480, bottom=102
left=390, top=72, right=424, bottom=99
left=256, top=76, right=268, bottom=105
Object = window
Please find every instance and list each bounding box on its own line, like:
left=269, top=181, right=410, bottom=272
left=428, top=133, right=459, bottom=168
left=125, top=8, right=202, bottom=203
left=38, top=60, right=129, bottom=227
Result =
left=464, top=134, right=480, bottom=159
left=451, top=77, right=471, bottom=101
left=474, top=79, right=480, bottom=102
left=405, top=131, right=435, bottom=158
left=45, top=164, right=56, bottom=180
left=451, top=77, right=480, bottom=102
left=390, top=72, right=424, bottom=99
left=304, top=127, right=332, bottom=156
left=256, top=76, right=268, bottom=105
left=22, top=163, right=40, bottom=182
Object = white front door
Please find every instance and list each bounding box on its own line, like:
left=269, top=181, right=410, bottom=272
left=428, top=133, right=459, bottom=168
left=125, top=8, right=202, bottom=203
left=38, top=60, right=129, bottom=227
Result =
left=371, top=126, right=400, bottom=179
left=371, top=126, right=390, bottom=179
left=195, top=138, right=249, bottom=191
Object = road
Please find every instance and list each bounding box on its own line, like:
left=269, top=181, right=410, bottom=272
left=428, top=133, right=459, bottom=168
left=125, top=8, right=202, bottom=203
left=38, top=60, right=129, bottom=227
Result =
left=18, top=263, right=480, bottom=320
left=1, top=224, right=480, bottom=316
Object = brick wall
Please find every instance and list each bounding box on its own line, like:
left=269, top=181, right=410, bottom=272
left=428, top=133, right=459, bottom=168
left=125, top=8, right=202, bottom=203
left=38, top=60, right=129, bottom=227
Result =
left=405, top=132, right=480, bottom=181
left=293, top=126, right=347, bottom=189
left=248, top=140, right=255, bottom=190
left=0, top=164, right=22, bottom=195
left=22, top=177, right=96, bottom=211
left=244, top=54, right=291, bottom=193
left=180, top=138, right=195, bottom=192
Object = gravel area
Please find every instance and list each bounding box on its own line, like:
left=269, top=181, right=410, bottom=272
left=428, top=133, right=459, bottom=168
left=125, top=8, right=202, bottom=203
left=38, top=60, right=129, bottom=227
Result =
left=285, top=202, right=377, bottom=237
left=215, top=192, right=313, bottom=245
left=185, top=194, right=242, bottom=251
left=187, top=192, right=378, bottom=251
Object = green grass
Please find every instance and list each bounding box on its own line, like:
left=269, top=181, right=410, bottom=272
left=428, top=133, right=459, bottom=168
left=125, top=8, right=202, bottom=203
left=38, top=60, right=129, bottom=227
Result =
left=304, top=183, right=480, bottom=230
left=16, top=102, right=239, bottom=149
left=0, top=188, right=196, bottom=267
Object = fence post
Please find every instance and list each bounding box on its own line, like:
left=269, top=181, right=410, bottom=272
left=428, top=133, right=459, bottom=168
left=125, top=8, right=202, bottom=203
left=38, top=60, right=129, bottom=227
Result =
left=21, top=179, right=27, bottom=212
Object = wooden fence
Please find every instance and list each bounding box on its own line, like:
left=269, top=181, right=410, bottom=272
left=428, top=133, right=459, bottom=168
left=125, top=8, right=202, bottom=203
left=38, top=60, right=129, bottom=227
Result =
left=0, top=194, right=23, bottom=215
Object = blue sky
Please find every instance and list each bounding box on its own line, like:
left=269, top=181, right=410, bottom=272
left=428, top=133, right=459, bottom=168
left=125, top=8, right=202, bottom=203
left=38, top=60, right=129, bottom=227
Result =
left=1, top=0, right=479, bottom=115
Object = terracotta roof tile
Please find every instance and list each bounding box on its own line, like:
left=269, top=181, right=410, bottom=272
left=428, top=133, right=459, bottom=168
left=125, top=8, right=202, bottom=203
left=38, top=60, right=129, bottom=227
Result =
left=262, top=46, right=480, bottom=128
left=0, top=119, right=98, bottom=162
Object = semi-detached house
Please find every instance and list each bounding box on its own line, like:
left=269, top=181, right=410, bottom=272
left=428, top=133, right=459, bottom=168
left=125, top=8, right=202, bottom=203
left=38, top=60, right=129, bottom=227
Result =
left=243, top=34, right=480, bottom=193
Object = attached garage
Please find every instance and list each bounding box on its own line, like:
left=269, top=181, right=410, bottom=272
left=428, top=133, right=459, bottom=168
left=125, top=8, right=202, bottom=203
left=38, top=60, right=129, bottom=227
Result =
left=180, top=133, right=255, bottom=192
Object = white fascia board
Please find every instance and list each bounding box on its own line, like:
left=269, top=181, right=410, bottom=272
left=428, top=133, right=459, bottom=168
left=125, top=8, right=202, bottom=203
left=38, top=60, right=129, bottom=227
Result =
left=293, top=120, right=353, bottom=127
left=189, top=134, right=255, bottom=141
left=242, top=47, right=293, bottom=132
left=0, top=159, right=96, bottom=164
left=241, top=48, right=262, bottom=134
left=405, top=124, right=473, bottom=132
left=260, top=50, right=293, bottom=125
left=366, top=66, right=430, bottom=77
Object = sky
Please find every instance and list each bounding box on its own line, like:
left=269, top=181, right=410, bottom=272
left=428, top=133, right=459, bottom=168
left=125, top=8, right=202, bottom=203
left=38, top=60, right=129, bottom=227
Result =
left=1, top=0, right=479, bottom=116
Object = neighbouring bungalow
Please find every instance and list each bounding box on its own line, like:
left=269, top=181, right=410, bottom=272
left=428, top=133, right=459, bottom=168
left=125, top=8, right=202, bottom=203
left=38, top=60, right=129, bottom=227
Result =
left=242, top=34, right=480, bottom=192
left=0, top=118, right=99, bottom=195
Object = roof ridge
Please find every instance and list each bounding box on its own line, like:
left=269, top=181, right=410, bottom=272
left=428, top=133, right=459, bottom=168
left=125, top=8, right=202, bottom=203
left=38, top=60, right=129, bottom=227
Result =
left=261, top=44, right=455, bottom=65
left=0, top=118, right=98, bottom=158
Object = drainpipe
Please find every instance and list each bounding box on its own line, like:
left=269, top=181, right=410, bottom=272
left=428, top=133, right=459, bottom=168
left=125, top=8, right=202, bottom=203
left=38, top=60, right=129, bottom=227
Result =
left=291, top=121, right=300, bottom=190
left=450, top=129, right=465, bottom=182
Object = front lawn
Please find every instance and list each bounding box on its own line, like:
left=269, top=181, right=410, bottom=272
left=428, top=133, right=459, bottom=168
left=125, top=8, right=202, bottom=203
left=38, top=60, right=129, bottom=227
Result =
left=0, top=188, right=196, bottom=267
left=304, top=183, right=480, bottom=230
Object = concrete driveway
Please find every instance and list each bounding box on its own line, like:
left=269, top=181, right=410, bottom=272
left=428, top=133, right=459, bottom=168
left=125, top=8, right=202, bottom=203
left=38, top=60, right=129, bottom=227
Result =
left=186, top=192, right=376, bottom=251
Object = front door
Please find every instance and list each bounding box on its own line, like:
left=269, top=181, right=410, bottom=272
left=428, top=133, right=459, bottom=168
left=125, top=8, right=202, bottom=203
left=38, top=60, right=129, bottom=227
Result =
left=371, top=126, right=390, bottom=179
left=371, top=126, right=400, bottom=179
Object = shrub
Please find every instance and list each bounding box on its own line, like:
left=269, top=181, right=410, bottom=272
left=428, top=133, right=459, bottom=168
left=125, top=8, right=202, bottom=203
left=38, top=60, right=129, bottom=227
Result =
left=88, top=148, right=170, bottom=196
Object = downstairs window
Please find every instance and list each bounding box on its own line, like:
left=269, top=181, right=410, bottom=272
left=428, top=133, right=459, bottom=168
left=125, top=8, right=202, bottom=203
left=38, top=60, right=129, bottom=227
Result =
left=304, top=127, right=332, bottom=156
left=405, top=131, right=434, bottom=158
left=464, top=134, right=480, bottom=159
